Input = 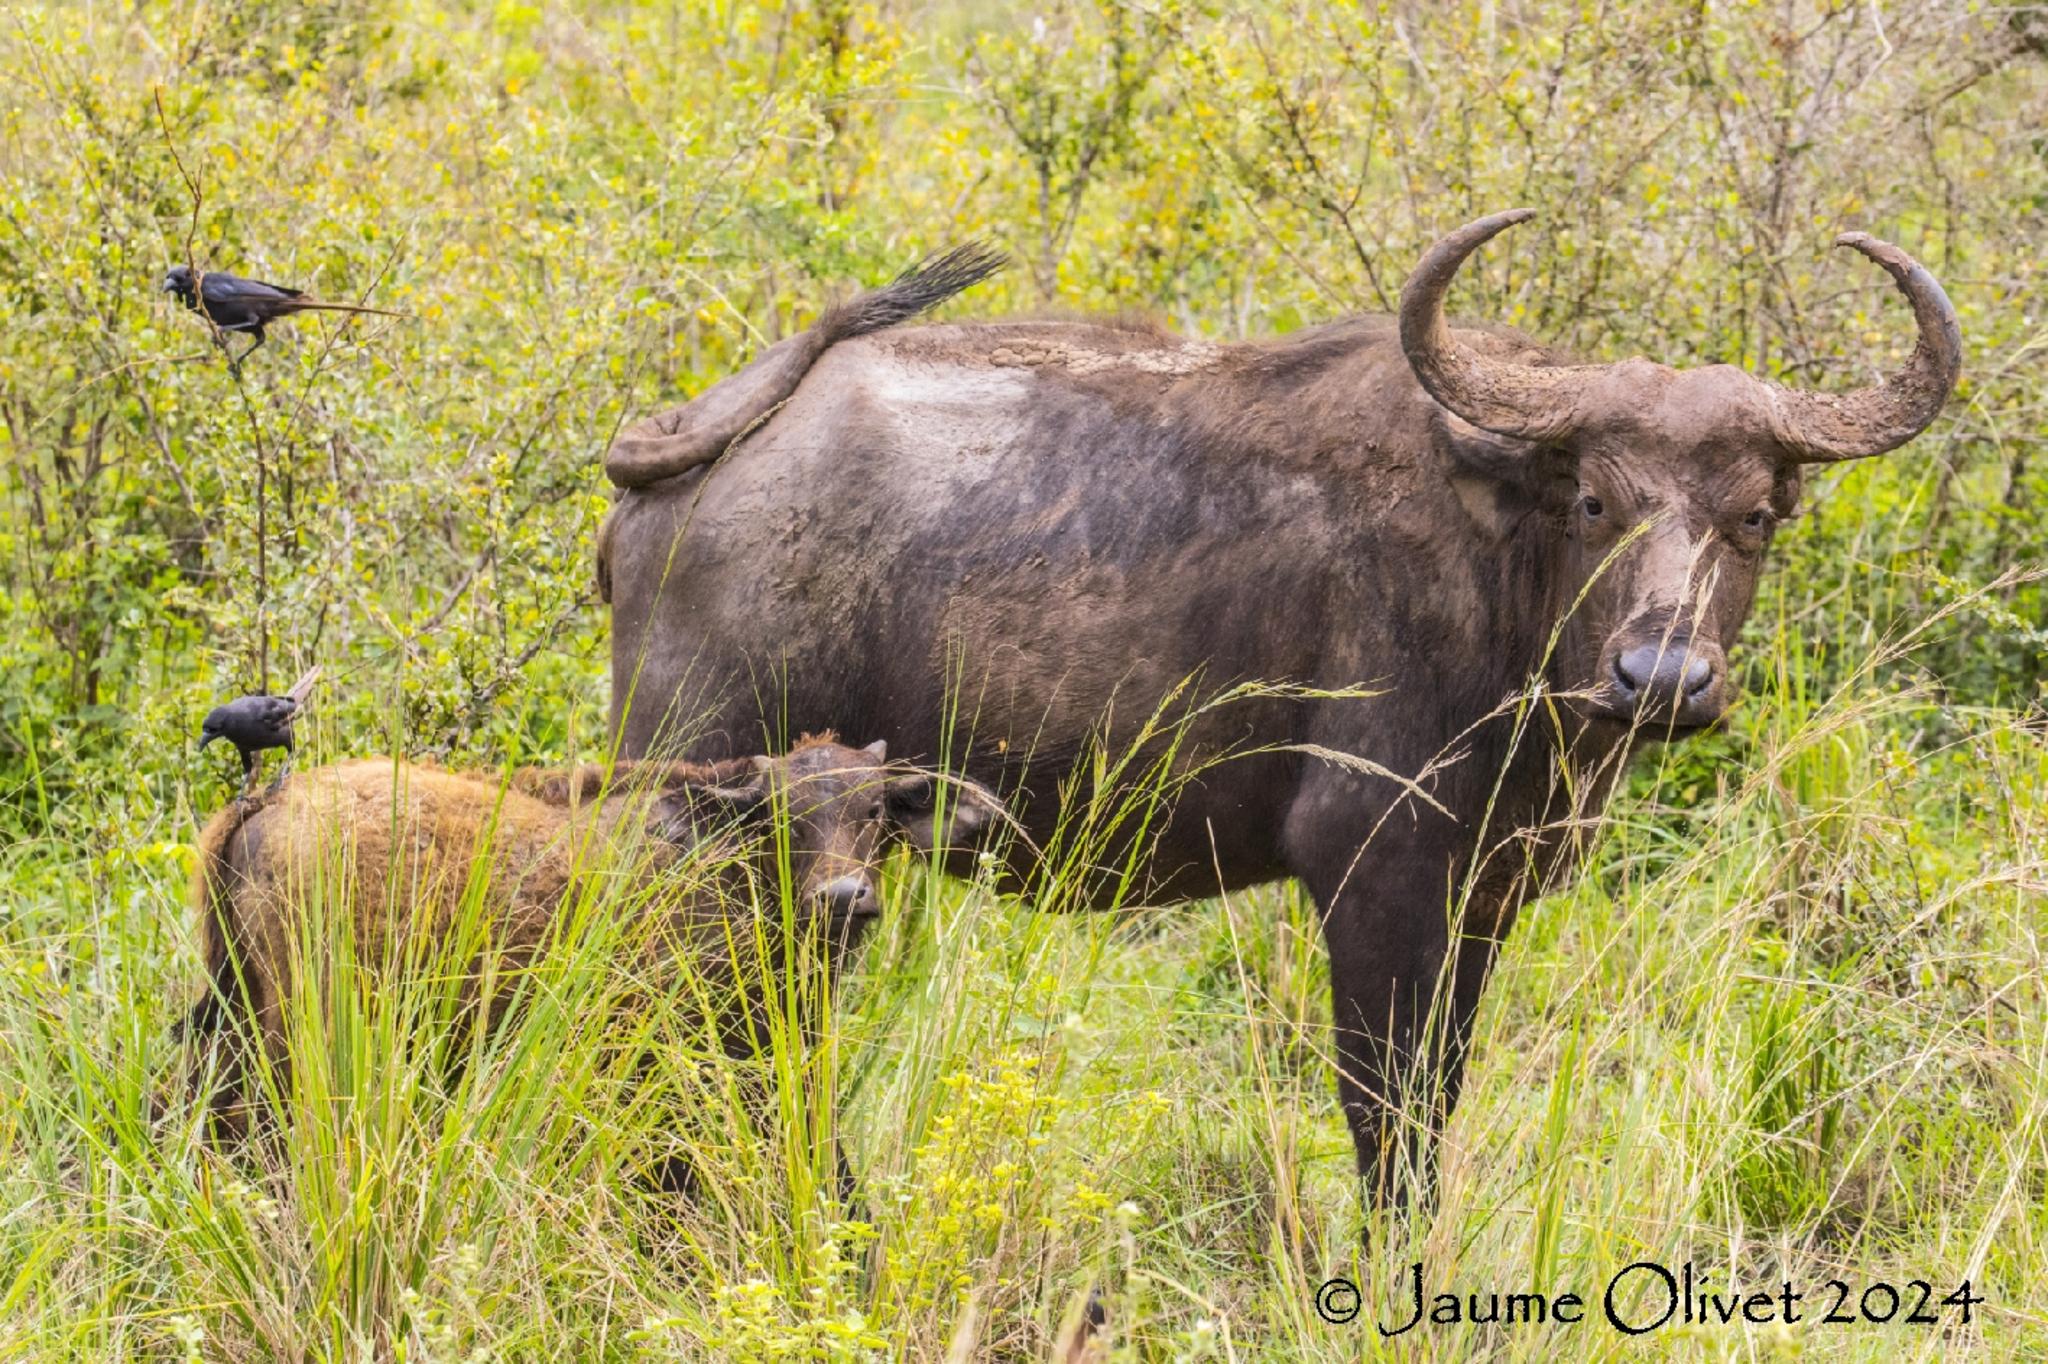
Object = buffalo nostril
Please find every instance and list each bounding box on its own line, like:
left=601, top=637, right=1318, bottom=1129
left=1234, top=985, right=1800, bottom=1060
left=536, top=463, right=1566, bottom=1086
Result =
left=1682, top=656, right=1715, bottom=696
left=1613, top=646, right=1656, bottom=696
left=818, top=875, right=876, bottom=918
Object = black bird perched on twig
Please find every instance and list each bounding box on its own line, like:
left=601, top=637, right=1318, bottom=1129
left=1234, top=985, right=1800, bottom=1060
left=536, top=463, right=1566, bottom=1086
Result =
left=199, top=666, right=322, bottom=794
left=161, top=266, right=402, bottom=367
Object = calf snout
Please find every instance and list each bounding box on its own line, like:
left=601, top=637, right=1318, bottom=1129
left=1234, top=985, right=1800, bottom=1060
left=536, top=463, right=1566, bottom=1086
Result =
left=1606, top=633, right=1726, bottom=728
left=815, top=874, right=879, bottom=920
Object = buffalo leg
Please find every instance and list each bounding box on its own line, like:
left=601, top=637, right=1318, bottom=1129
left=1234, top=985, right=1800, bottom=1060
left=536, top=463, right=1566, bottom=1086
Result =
left=1311, top=847, right=1511, bottom=1210
left=836, top=1138, right=863, bottom=1217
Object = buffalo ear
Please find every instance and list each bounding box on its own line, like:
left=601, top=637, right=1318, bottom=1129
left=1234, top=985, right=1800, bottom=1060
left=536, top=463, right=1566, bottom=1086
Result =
left=1433, top=409, right=1576, bottom=512
left=883, top=770, right=1003, bottom=853
left=1771, top=468, right=1803, bottom=518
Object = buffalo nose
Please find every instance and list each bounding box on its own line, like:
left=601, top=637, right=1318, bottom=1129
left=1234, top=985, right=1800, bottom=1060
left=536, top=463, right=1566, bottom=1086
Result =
left=1612, top=641, right=1719, bottom=712
left=817, top=875, right=877, bottom=919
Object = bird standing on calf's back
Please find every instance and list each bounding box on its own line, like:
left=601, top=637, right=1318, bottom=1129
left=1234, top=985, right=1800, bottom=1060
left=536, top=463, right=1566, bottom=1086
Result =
left=198, top=666, right=321, bottom=795
left=161, top=265, right=403, bottom=368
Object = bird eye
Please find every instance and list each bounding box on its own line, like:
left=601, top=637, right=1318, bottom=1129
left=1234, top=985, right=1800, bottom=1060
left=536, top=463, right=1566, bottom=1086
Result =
left=1580, top=495, right=1604, bottom=519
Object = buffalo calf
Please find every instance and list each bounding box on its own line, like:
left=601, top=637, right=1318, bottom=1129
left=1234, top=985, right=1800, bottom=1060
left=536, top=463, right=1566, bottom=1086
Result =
left=180, top=735, right=998, bottom=1194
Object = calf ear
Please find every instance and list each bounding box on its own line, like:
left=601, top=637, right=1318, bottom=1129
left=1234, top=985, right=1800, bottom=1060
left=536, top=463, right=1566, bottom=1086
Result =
left=510, top=762, right=606, bottom=805
left=883, top=771, right=1003, bottom=853
left=660, top=756, right=773, bottom=834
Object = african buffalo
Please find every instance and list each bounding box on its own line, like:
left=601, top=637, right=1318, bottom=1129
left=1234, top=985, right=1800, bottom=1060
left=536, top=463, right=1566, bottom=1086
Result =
left=596, top=212, right=1961, bottom=1200
left=182, top=739, right=998, bottom=1192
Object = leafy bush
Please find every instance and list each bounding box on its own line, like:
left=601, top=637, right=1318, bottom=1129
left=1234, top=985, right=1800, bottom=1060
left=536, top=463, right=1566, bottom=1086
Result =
left=0, top=1, right=2042, bottom=1358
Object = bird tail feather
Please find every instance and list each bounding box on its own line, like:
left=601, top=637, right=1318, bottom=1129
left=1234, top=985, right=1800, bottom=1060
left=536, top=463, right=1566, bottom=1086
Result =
left=292, top=301, right=405, bottom=317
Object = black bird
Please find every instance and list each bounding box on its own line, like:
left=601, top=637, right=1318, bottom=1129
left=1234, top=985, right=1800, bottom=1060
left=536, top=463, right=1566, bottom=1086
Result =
left=161, top=266, right=402, bottom=366
left=199, top=666, right=321, bottom=794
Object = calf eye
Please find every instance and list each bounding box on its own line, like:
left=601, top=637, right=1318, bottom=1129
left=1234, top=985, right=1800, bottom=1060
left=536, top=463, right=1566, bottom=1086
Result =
left=1580, top=495, right=1604, bottom=520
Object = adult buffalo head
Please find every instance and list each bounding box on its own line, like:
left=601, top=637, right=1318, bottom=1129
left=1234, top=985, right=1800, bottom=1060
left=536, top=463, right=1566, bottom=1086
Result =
left=1400, top=209, right=1961, bottom=733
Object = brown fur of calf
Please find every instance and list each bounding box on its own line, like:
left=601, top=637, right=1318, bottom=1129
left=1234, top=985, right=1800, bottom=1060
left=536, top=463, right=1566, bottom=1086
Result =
left=181, top=737, right=994, bottom=1155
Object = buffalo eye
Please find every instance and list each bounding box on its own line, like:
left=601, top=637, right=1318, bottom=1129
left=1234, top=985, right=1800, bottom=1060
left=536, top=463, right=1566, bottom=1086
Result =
left=1742, top=508, right=1771, bottom=532
left=1579, top=494, right=1604, bottom=520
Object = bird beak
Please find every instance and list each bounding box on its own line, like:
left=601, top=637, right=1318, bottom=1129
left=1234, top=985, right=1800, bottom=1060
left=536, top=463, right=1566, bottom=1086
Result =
left=198, top=732, right=217, bottom=749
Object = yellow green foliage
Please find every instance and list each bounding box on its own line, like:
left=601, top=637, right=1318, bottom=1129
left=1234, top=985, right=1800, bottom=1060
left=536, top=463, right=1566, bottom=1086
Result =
left=0, top=2, right=2043, bottom=1359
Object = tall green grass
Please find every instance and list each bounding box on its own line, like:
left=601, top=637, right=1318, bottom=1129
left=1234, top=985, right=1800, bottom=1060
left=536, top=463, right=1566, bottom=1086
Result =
left=0, top=0, right=2040, bottom=1356
left=1, top=582, right=2043, bottom=1360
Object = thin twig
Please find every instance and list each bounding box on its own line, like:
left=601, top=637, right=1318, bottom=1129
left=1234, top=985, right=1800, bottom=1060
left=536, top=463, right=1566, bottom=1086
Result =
left=157, top=82, right=272, bottom=688
left=151, top=86, right=202, bottom=274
